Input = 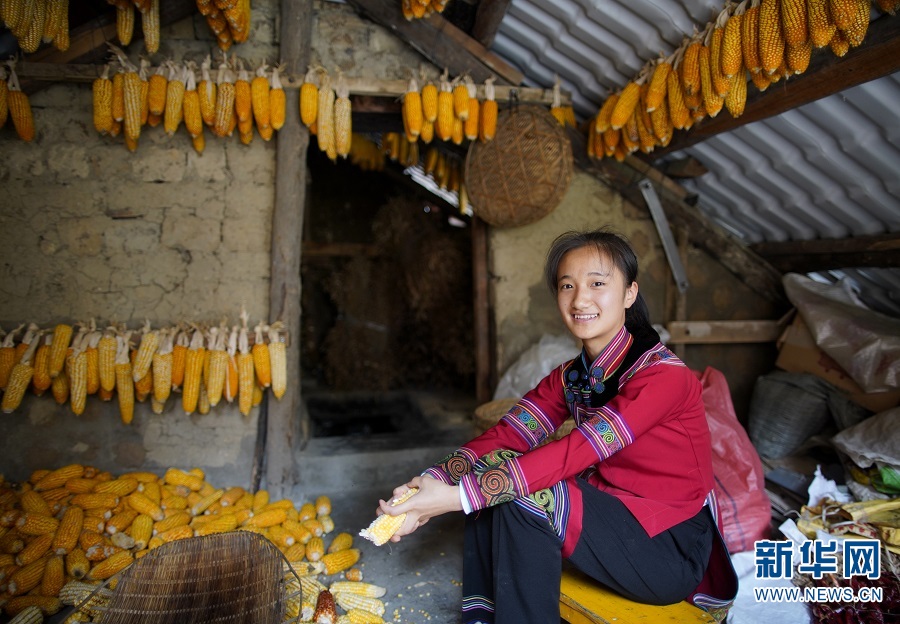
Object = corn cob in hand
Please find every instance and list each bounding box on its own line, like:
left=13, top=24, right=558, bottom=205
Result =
left=359, top=488, right=418, bottom=546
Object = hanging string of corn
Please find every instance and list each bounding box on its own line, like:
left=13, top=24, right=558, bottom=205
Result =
left=0, top=316, right=289, bottom=422
left=4, top=60, right=34, bottom=142
left=399, top=0, right=451, bottom=20
left=0, top=0, right=70, bottom=53
left=195, top=0, right=252, bottom=51
left=588, top=0, right=884, bottom=163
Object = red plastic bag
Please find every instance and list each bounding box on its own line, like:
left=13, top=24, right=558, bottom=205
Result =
left=696, top=367, right=771, bottom=553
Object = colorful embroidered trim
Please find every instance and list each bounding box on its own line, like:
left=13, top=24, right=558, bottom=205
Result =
left=462, top=594, right=495, bottom=616
left=620, top=342, right=683, bottom=386
left=423, top=448, right=479, bottom=485
left=574, top=405, right=634, bottom=460
left=460, top=449, right=528, bottom=510
left=515, top=479, right=571, bottom=543
left=499, top=399, right=556, bottom=448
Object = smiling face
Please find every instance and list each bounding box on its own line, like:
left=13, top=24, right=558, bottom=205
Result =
left=555, top=245, right=638, bottom=361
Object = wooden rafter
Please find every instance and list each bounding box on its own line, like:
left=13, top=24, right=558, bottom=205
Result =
left=471, top=0, right=512, bottom=48
left=648, top=15, right=900, bottom=160
left=750, top=233, right=900, bottom=273
left=343, top=0, right=523, bottom=85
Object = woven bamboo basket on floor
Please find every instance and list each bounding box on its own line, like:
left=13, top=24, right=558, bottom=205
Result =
left=90, top=532, right=288, bottom=624
left=465, top=105, right=574, bottom=228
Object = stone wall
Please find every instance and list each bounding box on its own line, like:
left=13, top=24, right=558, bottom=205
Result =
left=0, top=1, right=435, bottom=487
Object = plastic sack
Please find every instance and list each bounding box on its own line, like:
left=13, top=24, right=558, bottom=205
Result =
left=831, top=408, right=900, bottom=469
left=696, top=367, right=771, bottom=553
left=784, top=273, right=900, bottom=393
left=493, top=334, right=580, bottom=400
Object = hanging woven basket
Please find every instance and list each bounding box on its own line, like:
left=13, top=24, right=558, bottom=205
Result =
left=465, top=105, right=574, bottom=228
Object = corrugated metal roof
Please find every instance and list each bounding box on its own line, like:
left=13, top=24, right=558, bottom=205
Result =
left=487, top=0, right=899, bottom=311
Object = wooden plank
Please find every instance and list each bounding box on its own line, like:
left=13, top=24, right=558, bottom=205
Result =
left=265, top=0, right=313, bottom=499
left=666, top=320, right=784, bottom=344
left=569, top=128, right=789, bottom=307
left=559, top=567, right=715, bottom=624
left=649, top=15, right=900, bottom=159
left=344, top=0, right=523, bottom=85
left=750, top=233, right=900, bottom=272
left=301, top=242, right=380, bottom=258
left=471, top=0, right=512, bottom=48
left=472, top=216, right=493, bottom=405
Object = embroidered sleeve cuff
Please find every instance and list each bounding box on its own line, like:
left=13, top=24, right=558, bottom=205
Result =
left=459, top=453, right=528, bottom=511
left=423, top=448, right=478, bottom=485
left=459, top=485, right=473, bottom=514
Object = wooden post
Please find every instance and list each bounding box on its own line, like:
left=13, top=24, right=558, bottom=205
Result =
left=265, top=0, right=312, bottom=499
left=472, top=217, right=493, bottom=405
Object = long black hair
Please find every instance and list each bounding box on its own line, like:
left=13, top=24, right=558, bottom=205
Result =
left=544, top=227, right=653, bottom=333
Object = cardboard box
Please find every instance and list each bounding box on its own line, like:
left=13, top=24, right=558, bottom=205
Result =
left=775, top=314, right=900, bottom=414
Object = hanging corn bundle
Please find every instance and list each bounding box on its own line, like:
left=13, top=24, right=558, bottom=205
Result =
left=333, top=72, right=352, bottom=158
left=5, top=61, right=34, bottom=142
left=237, top=309, right=255, bottom=416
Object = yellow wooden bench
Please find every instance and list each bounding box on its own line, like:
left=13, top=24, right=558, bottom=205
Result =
left=560, top=567, right=716, bottom=624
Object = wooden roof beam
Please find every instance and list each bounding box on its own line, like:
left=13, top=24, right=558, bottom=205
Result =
left=471, top=0, right=512, bottom=48
left=343, top=0, right=524, bottom=85
left=649, top=15, right=900, bottom=159
left=750, top=233, right=900, bottom=272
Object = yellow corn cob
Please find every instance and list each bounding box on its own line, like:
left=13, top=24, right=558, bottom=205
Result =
left=781, top=0, right=809, bottom=45
left=163, top=63, right=186, bottom=136
left=95, top=478, right=138, bottom=499
left=698, top=44, right=724, bottom=118
left=122, top=66, right=142, bottom=142
left=609, top=81, right=641, bottom=130
left=30, top=337, right=51, bottom=397
left=138, top=59, right=151, bottom=127
left=681, top=36, right=702, bottom=95
left=645, top=59, right=671, bottom=113
left=20, top=490, right=51, bottom=517
left=234, top=60, right=252, bottom=123
left=479, top=77, right=497, bottom=142
left=314, top=494, right=332, bottom=517
left=343, top=608, right=385, bottom=624
left=97, top=328, right=117, bottom=393
left=345, top=568, right=364, bottom=582
left=452, top=78, right=469, bottom=120
left=65, top=338, right=87, bottom=417
left=142, top=0, right=160, bottom=53
left=267, top=65, right=285, bottom=132
left=317, top=72, right=336, bottom=159
left=237, top=311, right=255, bottom=416
left=333, top=592, right=384, bottom=616
left=92, top=64, right=114, bottom=135
left=16, top=512, right=59, bottom=536
left=18, top=0, right=44, bottom=53
left=807, top=0, right=837, bottom=47
left=213, top=58, right=235, bottom=137
left=827, top=28, right=850, bottom=56
left=249, top=62, right=271, bottom=133
left=243, top=507, right=286, bottom=528
left=251, top=323, right=270, bottom=388
left=329, top=582, right=386, bottom=598
left=741, top=0, right=763, bottom=73
left=836, top=0, right=869, bottom=46
left=196, top=56, right=216, bottom=128
left=299, top=502, right=316, bottom=521
left=65, top=548, right=90, bottom=580
left=151, top=329, right=172, bottom=404
left=666, top=68, right=689, bottom=130
left=16, top=532, right=53, bottom=566
left=725, top=71, right=748, bottom=117
left=86, top=549, right=133, bottom=581
left=153, top=511, right=190, bottom=534
left=220, top=486, right=246, bottom=508
left=0, top=325, right=22, bottom=389
left=164, top=467, right=204, bottom=491
left=170, top=328, right=188, bottom=390
left=464, top=86, right=479, bottom=140
left=359, top=488, right=418, bottom=546
left=8, top=558, right=47, bottom=596
left=224, top=326, right=239, bottom=403
left=302, top=535, right=323, bottom=561
left=52, top=506, right=83, bottom=555
left=105, top=509, right=138, bottom=536
left=265, top=322, right=286, bottom=400
left=759, top=0, right=786, bottom=74
left=720, top=11, right=744, bottom=80
left=84, top=328, right=101, bottom=395
left=786, top=41, right=813, bottom=73
left=34, top=463, right=84, bottom=492
left=52, top=369, right=70, bottom=405
left=179, top=71, right=202, bottom=139
left=2, top=334, right=39, bottom=413
left=709, top=14, right=732, bottom=98
left=300, top=66, right=319, bottom=127
left=436, top=71, right=454, bottom=141
left=39, top=554, right=66, bottom=599
left=182, top=328, right=205, bottom=415
left=401, top=77, right=423, bottom=140
left=111, top=69, right=126, bottom=123
left=47, top=324, right=73, bottom=379
left=114, top=334, right=134, bottom=425
left=144, top=69, right=166, bottom=126
left=190, top=489, right=223, bottom=516
left=326, top=532, right=353, bottom=554
left=129, top=320, right=156, bottom=382
left=128, top=514, right=153, bottom=550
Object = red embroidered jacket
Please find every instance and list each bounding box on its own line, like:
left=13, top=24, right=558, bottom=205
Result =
left=425, top=326, right=715, bottom=558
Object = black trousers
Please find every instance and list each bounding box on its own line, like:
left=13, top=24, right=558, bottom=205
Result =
left=461, top=479, right=714, bottom=624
